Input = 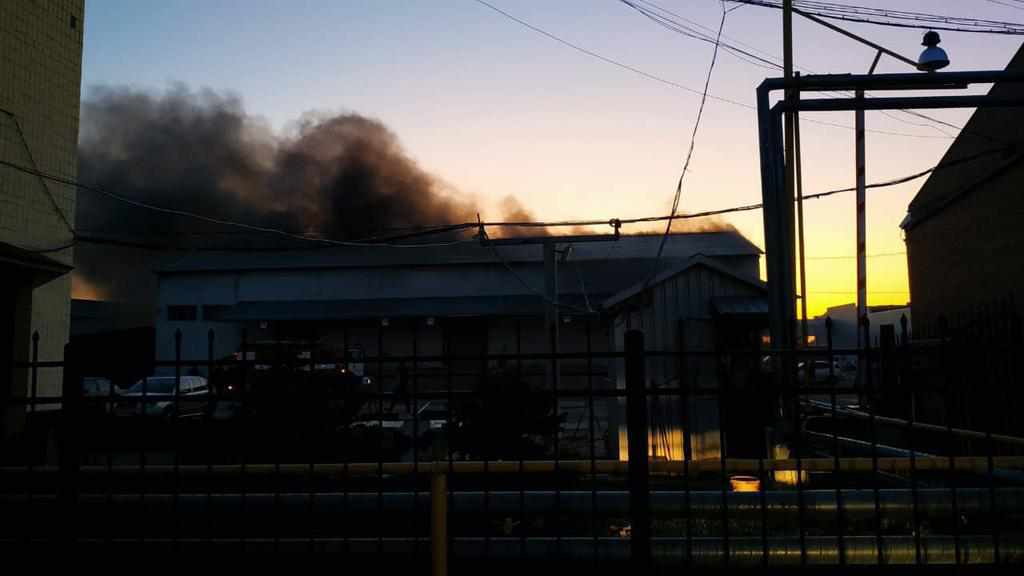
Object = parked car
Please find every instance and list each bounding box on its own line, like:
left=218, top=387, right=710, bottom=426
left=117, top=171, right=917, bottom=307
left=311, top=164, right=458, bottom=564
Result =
left=81, top=377, right=113, bottom=415
left=112, top=376, right=210, bottom=419
left=797, top=360, right=840, bottom=384
left=209, top=342, right=371, bottom=424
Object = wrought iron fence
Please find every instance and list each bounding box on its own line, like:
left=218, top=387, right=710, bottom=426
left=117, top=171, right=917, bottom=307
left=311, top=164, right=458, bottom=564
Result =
left=1, top=313, right=1023, bottom=571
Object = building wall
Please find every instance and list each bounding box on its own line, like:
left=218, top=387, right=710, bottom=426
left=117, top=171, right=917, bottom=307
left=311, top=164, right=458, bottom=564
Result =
left=0, top=0, right=85, bottom=406
left=808, top=304, right=912, bottom=350
left=153, top=254, right=761, bottom=362
left=609, top=264, right=768, bottom=462
left=904, top=47, right=1024, bottom=337
left=906, top=163, right=1024, bottom=336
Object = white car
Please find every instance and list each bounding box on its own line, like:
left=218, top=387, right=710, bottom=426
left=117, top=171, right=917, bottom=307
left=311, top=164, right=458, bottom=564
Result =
left=113, top=376, right=210, bottom=419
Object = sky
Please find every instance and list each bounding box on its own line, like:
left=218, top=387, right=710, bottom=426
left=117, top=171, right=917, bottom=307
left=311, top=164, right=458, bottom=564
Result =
left=80, top=0, right=1024, bottom=316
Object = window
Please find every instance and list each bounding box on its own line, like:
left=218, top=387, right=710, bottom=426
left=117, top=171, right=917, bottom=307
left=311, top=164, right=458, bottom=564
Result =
left=70, top=15, right=77, bottom=29
left=202, top=305, right=232, bottom=321
left=167, top=305, right=197, bottom=321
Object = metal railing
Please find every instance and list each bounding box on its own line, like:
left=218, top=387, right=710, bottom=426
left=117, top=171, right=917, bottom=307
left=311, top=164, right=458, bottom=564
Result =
left=1, top=313, right=1023, bottom=571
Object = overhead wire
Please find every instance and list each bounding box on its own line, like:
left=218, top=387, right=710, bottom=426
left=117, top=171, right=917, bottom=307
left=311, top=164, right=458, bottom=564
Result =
left=6, top=140, right=1012, bottom=255
left=616, top=0, right=970, bottom=139
left=1, top=109, right=76, bottom=237
left=805, top=251, right=905, bottom=260
left=618, top=0, right=782, bottom=70
left=470, top=0, right=951, bottom=139
left=651, top=2, right=728, bottom=271
left=732, top=1, right=1024, bottom=35
left=985, top=1, right=1024, bottom=13
left=0, top=157, right=477, bottom=250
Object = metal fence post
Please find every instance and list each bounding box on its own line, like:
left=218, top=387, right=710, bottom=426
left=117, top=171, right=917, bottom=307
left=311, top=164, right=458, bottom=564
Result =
left=625, top=329, right=650, bottom=569
left=59, top=341, right=81, bottom=544
left=879, top=324, right=896, bottom=416
left=432, top=467, right=448, bottom=576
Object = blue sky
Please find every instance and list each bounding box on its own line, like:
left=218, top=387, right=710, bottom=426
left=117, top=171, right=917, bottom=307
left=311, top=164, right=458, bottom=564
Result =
left=81, top=0, right=1024, bottom=314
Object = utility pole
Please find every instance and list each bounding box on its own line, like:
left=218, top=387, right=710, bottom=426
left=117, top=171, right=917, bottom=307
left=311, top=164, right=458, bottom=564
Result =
left=855, top=50, right=882, bottom=359
left=782, top=0, right=797, bottom=352
left=783, top=0, right=793, bottom=80
left=795, top=76, right=809, bottom=350
left=855, top=90, right=867, bottom=354
left=783, top=3, right=810, bottom=351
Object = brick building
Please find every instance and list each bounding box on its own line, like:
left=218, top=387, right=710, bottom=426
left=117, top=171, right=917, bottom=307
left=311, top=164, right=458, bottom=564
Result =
left=1, top=0, right=85, bottom=431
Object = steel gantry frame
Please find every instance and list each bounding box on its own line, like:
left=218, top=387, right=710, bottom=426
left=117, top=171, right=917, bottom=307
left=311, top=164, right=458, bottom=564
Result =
left=756, top=70, right=1024, bottom=368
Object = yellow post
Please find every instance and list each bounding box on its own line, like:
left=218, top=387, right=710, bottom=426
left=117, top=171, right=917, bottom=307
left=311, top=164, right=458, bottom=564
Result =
left=431, top=471, right=448, bottom=576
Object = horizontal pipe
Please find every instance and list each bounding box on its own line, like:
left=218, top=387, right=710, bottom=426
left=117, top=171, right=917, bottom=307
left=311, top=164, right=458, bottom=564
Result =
left=776, top=95, right=1024, bottom=113
left=4, top=488, right=1020, bottom=517
left=805, top=399, right=1024, bottom=447
left=11, top=345, right=914, bottom=368
left=759, top=69, right=1024, bottom=92
left=0, top=535, right=1017, bottom=564
left=5, top=456, right=1024, bottom=478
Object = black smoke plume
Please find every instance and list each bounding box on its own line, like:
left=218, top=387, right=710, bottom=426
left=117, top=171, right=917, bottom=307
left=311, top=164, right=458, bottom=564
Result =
left=74, top=86, right=530, bottom=307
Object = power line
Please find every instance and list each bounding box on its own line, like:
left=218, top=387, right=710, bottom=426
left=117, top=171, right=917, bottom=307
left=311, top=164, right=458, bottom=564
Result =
left=4, top=139, right=1011, bottom=252
left=616, top=1, right=970, bottom=139
left=471, top=0, right=749, bottom=107
left=734, top=1, right=1024, bottom=35
left=800, top=146, right=1011, bottom=202
left=469, top=0, right=951, bottom=139
left=474, top=143, right=1012, bottom=231
left=618, top=0, right=782, bottom=70
left=652, top=2, right=728, bottom=271
left=633, top=0, right=782, bottom=62
left=1, top=109, right=75, bottom=237
left=986, top=0, right=1024, bottom=12
left=805, top=251, right=905, bottom=260
left=0, top=157, right=476, bottom=250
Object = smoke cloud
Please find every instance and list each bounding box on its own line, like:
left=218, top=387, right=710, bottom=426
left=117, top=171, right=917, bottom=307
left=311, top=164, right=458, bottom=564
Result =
left=73, top=85, right=738, bottom=315
left=77, top=86, right=492, bottom=244
left=73, top=86, right=537, bottom=306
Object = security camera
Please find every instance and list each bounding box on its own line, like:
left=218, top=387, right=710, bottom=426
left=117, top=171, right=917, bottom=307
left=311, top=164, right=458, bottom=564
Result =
left=917, top=30, right=949, bottom=72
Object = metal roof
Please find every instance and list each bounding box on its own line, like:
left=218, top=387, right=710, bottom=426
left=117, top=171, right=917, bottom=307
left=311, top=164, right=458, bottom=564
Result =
left=156, top=232, right=761, bottom=274
left=0, top=240, right=72, bottom=286
left=224, top=295, right=596, bottom=321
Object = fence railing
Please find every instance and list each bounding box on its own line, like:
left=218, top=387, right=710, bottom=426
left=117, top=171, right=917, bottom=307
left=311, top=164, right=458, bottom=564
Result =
left=1, top=314, right=1023, bottom=570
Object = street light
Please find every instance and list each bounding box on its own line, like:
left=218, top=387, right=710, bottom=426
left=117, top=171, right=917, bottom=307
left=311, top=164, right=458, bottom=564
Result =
left=918, top=31, right=951, bottom=72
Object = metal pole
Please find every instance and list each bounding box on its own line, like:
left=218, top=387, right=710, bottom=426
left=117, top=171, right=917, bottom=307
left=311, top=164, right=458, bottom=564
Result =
left=758, top=95, right=795, bottom=358
left=791, top=7, right=918, bottom=69
left=625, top=330, right=650, bottom=569
left=59, top=342, right=81, bottom=544
left=431, top=471, right=448, bottom=576
left=856, top=90, right=868, bottom=358
left=544, top=240, right=558, bottom=333
left=794, top=73, right=808, bottom=349
left=783, top=0, right=798, bottom=349
left=544, top=241, right=559, bottom=389
left=783, top=1, right=793, bottom=81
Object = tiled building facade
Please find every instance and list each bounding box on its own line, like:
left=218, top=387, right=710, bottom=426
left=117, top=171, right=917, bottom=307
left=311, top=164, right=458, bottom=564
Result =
left=1, top=0, right=84, bottom=427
